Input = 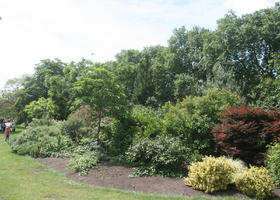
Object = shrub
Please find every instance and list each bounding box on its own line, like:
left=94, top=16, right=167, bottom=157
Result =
left=235, top=166, right=275, bottom=199
left=131, top=105, right=164, bottom=138
left=27, top=117, right=57, bottom=127
left=106, top=105, right=164, bottom=157
left=24, top=97, right=55, bottom=120
left=10, top=123, right=72, bottom=158
left=67, top=152, right=98, bottom=175
left=108, top=117, right=137, bottom=156
left=212, top=105, right=280, bottom=165
left=69, top=105, right=92, bottom=126
left=163, top=88, right=240, bottom=155
left=185, top=156, right=239, bottom=193
left=126, top=136, right=191, bottom=177
left=62, top=116, right=91, bottom=143
left=265, top=142, right=280, bottom=186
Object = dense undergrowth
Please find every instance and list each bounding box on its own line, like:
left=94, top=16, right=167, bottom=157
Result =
left=8, top=88, right=280, bottom=199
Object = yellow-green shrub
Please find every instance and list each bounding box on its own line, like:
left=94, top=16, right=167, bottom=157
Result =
left=235, top=166, right=275, bottom=199
left=185, top=156, right=238, bottom=193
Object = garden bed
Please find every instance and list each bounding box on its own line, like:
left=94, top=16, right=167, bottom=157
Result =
left=35, top=157, right=280, bottom=199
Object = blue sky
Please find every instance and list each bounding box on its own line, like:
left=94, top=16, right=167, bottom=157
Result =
left=0, top=0, right=278, bottom=89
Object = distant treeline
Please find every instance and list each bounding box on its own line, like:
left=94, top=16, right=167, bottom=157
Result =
left=0, top=4, right=280, bottom=122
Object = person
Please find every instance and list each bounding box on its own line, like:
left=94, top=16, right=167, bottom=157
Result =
left=10, top=118, right=14, bottom=126
left=12, top=125, right=15, bottom=133
left=1, top=122, right=5, bottom=133
left=5, top=127, right=10, bottom=142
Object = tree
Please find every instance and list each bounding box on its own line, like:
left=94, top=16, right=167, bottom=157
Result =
left=212, top=7, right=280, bottom=103
left=0, top=76, right=27, bottom=119
left=14, top=59, right=66, bottom=123
left=33, top=58, right=66, bottom=99
left=168, top=26, right=211, bottom=82
left=24, top=97, right=55, bottom=120
left=115, top=49, right=141, bottom=66
left=45, top=75, right=74, bottom=120
left=174, top=73, right=200, bottom=100
left=74, top=66, right=127, bottom=137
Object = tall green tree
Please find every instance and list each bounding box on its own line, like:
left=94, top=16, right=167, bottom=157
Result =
left=74, top=66, right=127, bottom=137
left=212, top=6, right=280, bottom=102
left=168, top=26, right=211, bottom=80
left=45, top=75, right=73, bottom=120
left=14, top=59, right=66, bottom=123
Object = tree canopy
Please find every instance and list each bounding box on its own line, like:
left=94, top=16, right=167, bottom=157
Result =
left=0, top=4, right=280, bottom=123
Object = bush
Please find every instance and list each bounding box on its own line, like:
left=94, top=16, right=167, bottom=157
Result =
left=67, top=152, right=98, bottom=175
left=185, top=156, right=239, bottom=193
left=265, top=142, right=280, bottom=186
left=10, top=123, right=72, bottom=158
left=131, top=105, right=164, bottom=138
left=69, top=105, right=92, bottom=126
left=108, top=117, right=137, bottom=156
left=27, top=117, right=57, bottom=127
left=107, top=105, right=164, bottom=156
left=212, top=105, right=280, bottom=165
left=62, top=116, right=91, bottom=143
left=126, top=136, right=191, bottom=177
left=235, top=166, right=275, bottom=199
left=163, top=88, right=240, bottom=155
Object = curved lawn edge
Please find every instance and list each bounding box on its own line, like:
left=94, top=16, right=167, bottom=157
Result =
left=0, top=138, right=246, bottom=200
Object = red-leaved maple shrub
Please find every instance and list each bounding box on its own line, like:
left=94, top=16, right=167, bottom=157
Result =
left=212, top=105, right=280, bottom=165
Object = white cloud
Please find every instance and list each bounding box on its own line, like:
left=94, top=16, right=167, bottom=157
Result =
left=0, top=0, right=278, bottom=89
left=222, top=0, right=274, bottom=15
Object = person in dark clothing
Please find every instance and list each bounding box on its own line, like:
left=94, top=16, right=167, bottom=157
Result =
left=12, top=126, right=15, bottom=133
left=1, top=123, right=5, bottom=133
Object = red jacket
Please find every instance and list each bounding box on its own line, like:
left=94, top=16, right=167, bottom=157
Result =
left=5, top=129, right=10, bottom=136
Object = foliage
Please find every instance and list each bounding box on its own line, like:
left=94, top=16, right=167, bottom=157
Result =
left=73, top=138, right=105, bottom=157
left=168, top=26, right=211, bottom=95
left=14, top=59, right=66, bottom=123
left=4, top=5, right=280, bottom=123
left=131, top=46, right=161, bottom=106
left=212, top=105, right=280, bottom=165
left=10, top=122, right=72, bottom=158
left=108, top=116, right=137, bottom=156
left=67, top=152, right=98, bottom=176
left=265, top=142, right=280, bottom=186
left=74, top=66, right=127, bottom=137
left=252, top=77, right=280, bottom=109
left=69, top=105, right=93, bottom=126
left=0, top=88, right=19, bottom=119
left=24, top=97, right=55, bottom=120
left=131, top=105, right=164, bottom=138
left=46, top=75, right=74, bottom=120
left=174, top=74, right=201, bottom=100
left=235, top=166, right=275, bottom=199
left=61, top=116, right=91, bottom=143
left=126, top=136, right=191, bottom=177
left=185, top=156, right=239, bottom=193
left=163, top=88, right=240, bottom=155
left=27, top=117, right=57, bottom=127
left=212, top=6, right=280, bottom=103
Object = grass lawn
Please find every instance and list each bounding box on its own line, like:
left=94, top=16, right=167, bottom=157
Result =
left=13, top=124, right=25, bottom=134
left=0, top=132, right=245, bottom=200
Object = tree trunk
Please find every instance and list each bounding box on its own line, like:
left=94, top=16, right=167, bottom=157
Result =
left=97, top=111, right=102, bottom=140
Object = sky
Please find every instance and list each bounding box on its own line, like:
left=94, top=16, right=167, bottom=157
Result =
left=0, top=0, right=278, bottom=89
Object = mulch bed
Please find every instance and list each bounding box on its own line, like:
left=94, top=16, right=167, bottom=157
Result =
left=36, top=158, right=280, bottom=199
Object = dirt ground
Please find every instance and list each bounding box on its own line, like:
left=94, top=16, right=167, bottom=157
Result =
left=36, top=158, right=280, bottom=199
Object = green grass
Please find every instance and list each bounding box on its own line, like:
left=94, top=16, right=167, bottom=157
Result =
left=14, top=124, right=25, bottom=134
left=0, top=135, right=245, bottom=200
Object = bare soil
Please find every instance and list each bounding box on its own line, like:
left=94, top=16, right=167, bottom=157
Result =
left=36, top=158, right=280, bottom=199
